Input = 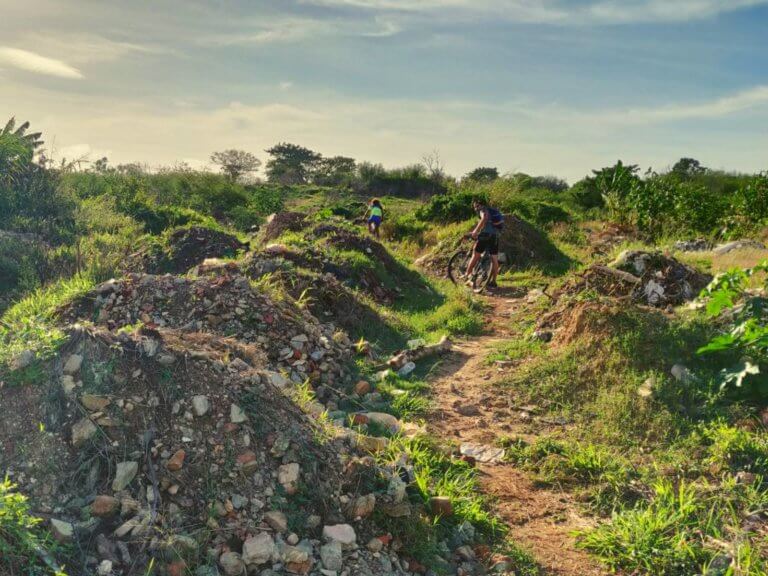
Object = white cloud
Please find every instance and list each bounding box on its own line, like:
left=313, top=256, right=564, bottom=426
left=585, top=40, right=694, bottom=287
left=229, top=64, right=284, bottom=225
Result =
left=302, top=0, right=768, bottom=24
left=0, top=47, right=82, bottom=79
left=202, top=15, right=400, bottom=45
left=22, top=33, right=170, bottom=65
left=279, top=81, right=294, bottom=90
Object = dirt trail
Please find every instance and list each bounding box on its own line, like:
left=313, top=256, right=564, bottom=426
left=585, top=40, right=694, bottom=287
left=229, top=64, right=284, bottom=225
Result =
left=427, top=293, right=607, bottom=576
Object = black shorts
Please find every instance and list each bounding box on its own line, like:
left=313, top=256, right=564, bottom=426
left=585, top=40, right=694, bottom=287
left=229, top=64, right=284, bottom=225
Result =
left=474, top=233, right=499, bottom=255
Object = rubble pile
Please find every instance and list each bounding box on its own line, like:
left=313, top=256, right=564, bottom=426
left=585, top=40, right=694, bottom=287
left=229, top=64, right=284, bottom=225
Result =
left=262, top=212, right=308, bottom=243
left=144, top=227, right=249, bottom=274
left=62, top=266, right=353, bottom=391
left=0, top=325, right=426, bottom=575
left=560, top=250, right=712, bottom=307
left=244, top=254, right=389, bottom=336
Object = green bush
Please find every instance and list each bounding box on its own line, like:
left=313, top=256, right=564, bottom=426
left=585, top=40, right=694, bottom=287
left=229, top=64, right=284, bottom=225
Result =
left=0, top=478, right=66, bottom=575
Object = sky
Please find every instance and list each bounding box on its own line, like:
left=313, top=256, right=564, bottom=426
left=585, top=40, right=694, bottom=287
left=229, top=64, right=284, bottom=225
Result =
left=1, top=0, right=766, bottom=182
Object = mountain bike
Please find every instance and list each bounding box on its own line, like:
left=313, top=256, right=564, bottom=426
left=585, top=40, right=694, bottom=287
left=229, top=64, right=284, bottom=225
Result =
left=448, top=236, right=493, bottom=292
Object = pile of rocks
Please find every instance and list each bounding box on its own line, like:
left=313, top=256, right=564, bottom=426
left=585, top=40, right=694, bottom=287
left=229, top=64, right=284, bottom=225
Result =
left=1, top=325, right=426, bottom=575
left=63, top=265, right=353, bottom=390
left=144, top=227, right=249, bottom=274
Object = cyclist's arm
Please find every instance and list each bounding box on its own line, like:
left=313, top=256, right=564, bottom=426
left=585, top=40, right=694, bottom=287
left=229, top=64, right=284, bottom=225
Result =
left=469, top=211, right=488, bottom=239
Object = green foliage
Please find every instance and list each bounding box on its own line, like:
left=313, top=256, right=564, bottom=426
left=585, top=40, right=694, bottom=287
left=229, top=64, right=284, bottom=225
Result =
left=578, top=480, right=707, bottom=575
left=355, top=162, right=447, bottom=197
left=464, top=166, right=499, bottom=183
left=265, top=142, right=321, bottom=185
left=698, top=260, right=768, bottom=392
left=0, top=275, right=95, bottom=370
left=0, top=478, right=66, bottom=575
left=210, top=149, right=261, bottom=182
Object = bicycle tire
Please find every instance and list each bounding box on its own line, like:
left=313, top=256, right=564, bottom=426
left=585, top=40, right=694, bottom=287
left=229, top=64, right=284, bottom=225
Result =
left=448, top=250, right=472, bottom=285
left=473, top=256, right=492, bottom=291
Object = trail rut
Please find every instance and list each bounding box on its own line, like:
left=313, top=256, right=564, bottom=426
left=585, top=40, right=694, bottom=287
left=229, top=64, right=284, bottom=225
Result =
left=427, top=294, right=608, bottom=576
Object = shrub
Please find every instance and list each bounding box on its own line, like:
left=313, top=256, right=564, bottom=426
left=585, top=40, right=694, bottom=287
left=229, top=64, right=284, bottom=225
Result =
left=0, top=478, right=66, bottom=575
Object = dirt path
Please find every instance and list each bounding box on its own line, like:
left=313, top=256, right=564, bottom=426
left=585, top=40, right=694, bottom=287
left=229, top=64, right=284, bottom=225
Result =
left=427, top=293, right=607, bottom=576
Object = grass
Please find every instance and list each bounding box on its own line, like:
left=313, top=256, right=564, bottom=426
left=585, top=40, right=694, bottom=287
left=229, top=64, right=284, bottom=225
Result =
left=0, top=478, right=68, bottom=576
left=0, top=274, right=95, bottom=375
left=491, top=294, right=768, bottom=574
left=374, top=435, right=541, bottom=574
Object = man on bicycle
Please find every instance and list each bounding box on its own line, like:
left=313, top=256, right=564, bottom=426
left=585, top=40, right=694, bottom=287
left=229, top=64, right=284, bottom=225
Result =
left=464, top=199, right=501, bottom=289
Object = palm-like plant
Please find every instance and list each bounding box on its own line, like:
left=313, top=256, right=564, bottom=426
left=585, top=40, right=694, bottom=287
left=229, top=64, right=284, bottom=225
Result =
left=1, top=117, right=43, bottom=150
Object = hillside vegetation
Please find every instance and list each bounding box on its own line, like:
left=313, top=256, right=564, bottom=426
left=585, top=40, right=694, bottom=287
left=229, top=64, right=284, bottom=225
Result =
left=2, top=119, right=768, bottom=576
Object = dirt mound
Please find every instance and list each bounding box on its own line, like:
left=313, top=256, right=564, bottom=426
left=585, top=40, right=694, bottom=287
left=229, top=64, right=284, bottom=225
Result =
left=538, top=301, right=623, bottom=347
left=261, top=212, right=307, bottom=243
left=62, top=266, right=354, bottom=389
left=557, top=251, right=712, bottom=307
left=415, top=214, right=568, bottom=275
left=0, top=325, right=413, bottom=575
left=130, top=226, right=246, bottom=275
left=585, top=222, right=639, bottom=257
left=244, top=253, right=395, bottom=339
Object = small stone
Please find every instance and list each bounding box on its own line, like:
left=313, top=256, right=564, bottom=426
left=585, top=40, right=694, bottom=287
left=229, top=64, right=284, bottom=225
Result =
left=91, top=495, right=120, bottom=518
left=286, top=533, right=299, bottom=545
left=367, top=538, right=384, bottom=553
left=347, top=494, right=375, bottom=519
left=278, top=463, right=300, bottom=494
left=81, top=395, right=111, bottom=411
left=242, top=533, right=274, bottom=566
left=167, top=561, right=187, bottom=576
left=230, top=404, right=247, bottom=423
left=263, top=510, right=288, bottom=532
left=320, top=541, right=343, bottom=571
left=219, top=551, right=246, bottom=576
left=50, top=519, right=74, bottom=542
left=72, top=417, right=98, bottom=447
left=192, top=395, right=211, bottom=416
left=112, top=461, right=139, bottom=492
left=11, top=349, right=34, bottom=370
left=322, top=524, right=356, bottom=550
left=63, top=354, right=83, bottom=375
left=167, top=449, right=186, bottom=472
left=97, top=560, right=113, bottom=576
left=354, top=380, right=371, bottom=396
left=365, top=412, right=401, bottom=433
left=429, top=496, right=453, bottom=517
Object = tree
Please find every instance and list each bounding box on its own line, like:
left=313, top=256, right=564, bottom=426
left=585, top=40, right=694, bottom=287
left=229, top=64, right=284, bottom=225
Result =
left=671, top=157, right=706, bottom=179
left=465, top=167, right=499, bottom=183
left=265, top=143, right=321, bottom=185
left=313, top=156, right=356, bottom=186
left=421, top=149, right=445, bottom=181
left=210, top=149, right=261, bottom=182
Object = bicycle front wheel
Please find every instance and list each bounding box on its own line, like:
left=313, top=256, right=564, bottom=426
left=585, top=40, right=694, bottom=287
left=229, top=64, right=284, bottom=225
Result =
left=448, top=250, right=472, bottom=285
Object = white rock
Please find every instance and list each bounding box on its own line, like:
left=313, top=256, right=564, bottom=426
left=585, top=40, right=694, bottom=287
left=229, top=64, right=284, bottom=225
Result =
left=320, top=540, right=343, bottom=571
left=63, top=354, right=83, bottom=375
left=219, top=551, right=246, bottom=576
left=71, top=417, right=97, bottom=447
left=97, top=560, right=113, bottom=576
left=242, top=533, right=274, bottom=566
left=278, top=463, right=300, bottom=493
left=230, top=404, right=247, bottom=423
left=50, top=518, right=74, bottom=542
left=11, top=349, right=34, bottom=370
left=112, top=461, right=139, bottom=492
left=192, top=395, right=210, bottom=417
left=322, top=524, right=356, bottom=550
left=263, top=510, right=288, bottom=532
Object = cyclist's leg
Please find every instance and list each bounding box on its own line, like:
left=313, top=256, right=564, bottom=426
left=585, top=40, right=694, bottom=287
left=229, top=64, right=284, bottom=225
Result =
left=465, top=237, right=485, bottom=276
left=488, top=235, right=500, bottom=285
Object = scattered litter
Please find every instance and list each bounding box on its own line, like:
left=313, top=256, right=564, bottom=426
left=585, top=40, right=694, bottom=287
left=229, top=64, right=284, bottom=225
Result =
left=459, top=443, right=506, bottom=464
left=397, top=362, right=416, bottom=377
